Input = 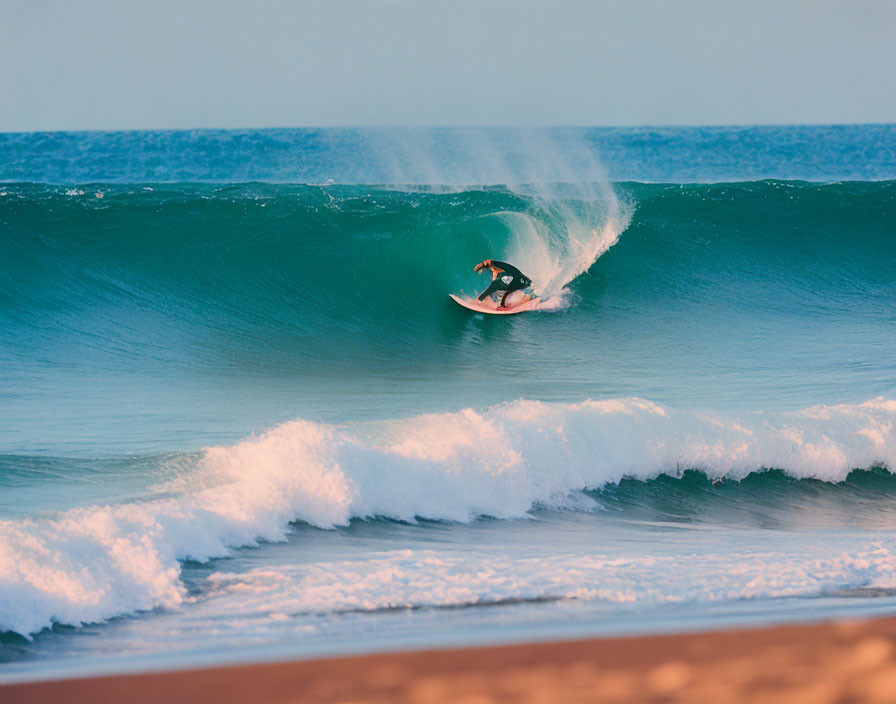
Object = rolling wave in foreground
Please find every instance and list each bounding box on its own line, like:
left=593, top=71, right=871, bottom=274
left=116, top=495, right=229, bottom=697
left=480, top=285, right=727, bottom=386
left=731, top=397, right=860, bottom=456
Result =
left=1, top=126, right=895, bottom=678
left=3, top=397, right=896, bottom=638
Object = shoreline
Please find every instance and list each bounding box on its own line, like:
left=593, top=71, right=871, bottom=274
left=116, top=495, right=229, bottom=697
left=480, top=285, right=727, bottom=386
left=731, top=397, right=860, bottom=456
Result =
left=5, top=615, right=896, bottom=703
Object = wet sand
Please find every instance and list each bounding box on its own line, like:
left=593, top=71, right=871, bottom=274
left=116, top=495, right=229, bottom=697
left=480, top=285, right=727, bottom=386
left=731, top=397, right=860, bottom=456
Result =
left=5, top=615, right=896, bottom=703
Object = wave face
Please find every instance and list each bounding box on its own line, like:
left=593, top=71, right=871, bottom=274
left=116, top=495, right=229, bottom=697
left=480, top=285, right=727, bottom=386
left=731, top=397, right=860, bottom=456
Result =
left=2, top=397, right=896, bottom=637
left=0, top=180, right=626, bottom=335
left=3, top=180, right=891, bottom=339
left=1, top=180, right=893, bottom=452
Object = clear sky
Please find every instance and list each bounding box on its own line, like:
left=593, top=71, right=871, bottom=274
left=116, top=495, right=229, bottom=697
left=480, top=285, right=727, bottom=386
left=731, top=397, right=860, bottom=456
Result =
left=2, top=0, right=895, bottom=132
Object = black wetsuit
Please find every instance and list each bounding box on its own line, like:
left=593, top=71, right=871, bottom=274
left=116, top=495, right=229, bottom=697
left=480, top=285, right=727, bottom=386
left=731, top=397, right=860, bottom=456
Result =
left=476, top=260, right=532, bottom=308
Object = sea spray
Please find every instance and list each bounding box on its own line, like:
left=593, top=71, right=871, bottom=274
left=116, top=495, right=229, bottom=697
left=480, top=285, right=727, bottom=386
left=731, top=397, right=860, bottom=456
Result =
left=346, top=127, right=632, bottom=301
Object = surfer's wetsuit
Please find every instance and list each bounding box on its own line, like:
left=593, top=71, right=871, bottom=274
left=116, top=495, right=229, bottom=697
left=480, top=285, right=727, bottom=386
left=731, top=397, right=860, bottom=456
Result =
left=475, top=259, right=533, bottom=308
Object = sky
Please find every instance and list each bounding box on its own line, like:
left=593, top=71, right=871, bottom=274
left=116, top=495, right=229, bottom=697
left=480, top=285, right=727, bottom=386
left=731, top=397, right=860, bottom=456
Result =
left=1, top=0, right=895, bottom=132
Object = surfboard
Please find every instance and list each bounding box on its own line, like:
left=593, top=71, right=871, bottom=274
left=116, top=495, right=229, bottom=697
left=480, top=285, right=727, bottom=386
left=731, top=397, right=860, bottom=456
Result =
left=449, top=292, right=540, bottom=315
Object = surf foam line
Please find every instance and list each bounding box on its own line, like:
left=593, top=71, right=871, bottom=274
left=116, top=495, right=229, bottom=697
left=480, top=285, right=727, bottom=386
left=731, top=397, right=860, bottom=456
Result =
left=2, top=397, right=895, bottom=636
left=202, top=543, right=896, bottom=622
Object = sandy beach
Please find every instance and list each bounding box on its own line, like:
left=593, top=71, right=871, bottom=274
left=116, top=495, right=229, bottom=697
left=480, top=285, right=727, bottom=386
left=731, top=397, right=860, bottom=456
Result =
left=5, top=615, right=896, bottom=704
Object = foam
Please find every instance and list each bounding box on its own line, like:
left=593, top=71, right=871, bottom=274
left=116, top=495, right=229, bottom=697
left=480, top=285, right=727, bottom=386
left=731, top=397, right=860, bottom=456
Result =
left=201, top=542, right=896, bottom=620
left=1, top=397, right=895, bottom=635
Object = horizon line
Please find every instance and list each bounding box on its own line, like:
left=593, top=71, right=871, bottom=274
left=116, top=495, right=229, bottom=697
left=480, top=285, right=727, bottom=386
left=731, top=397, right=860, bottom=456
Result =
left=2, top=122, right=895, bottom=137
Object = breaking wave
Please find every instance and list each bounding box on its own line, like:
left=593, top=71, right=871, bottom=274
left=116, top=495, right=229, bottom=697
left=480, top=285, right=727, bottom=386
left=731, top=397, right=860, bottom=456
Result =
left=2, top=396, right=895, bottom=636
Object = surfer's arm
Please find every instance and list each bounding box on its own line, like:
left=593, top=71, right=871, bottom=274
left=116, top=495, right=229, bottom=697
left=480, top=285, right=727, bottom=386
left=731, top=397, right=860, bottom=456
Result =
left=487, top=260, right=519, bottom=277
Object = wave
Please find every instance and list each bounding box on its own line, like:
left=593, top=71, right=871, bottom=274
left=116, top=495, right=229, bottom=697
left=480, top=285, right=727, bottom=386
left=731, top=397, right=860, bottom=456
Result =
left=1, top=180, right=892, bottom=355
left=2, top=178, right=894, bottom=452
left=1, top=396, right=895, bottom=636
left=0, top=181, right=623, bottom=323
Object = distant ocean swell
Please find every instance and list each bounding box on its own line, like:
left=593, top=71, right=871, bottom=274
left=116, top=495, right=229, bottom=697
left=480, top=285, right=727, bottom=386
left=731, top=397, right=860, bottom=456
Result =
left=1, top=396, right=895, bottom=637
left=2, top=125, right=895, bottom=183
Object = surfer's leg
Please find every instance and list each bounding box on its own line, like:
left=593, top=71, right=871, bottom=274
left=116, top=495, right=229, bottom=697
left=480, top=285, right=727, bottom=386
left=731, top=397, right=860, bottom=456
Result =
left=498, top=290, right=510, bottom=308
left=497, top=280, right=526, bottom=308
left=477, top=280, right=502, bottom=301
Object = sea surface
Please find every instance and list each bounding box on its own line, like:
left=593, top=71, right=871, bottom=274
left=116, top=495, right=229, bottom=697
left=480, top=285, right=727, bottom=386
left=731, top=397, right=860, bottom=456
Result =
left=1, top=125, right=895, bottom=681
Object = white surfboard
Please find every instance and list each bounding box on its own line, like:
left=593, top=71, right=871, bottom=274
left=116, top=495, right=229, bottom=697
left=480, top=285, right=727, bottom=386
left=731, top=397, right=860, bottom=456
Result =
left=449, top=292, right=540, bottom=315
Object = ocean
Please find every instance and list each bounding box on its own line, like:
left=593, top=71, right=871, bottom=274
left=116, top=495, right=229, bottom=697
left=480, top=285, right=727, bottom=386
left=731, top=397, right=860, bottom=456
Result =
left=1, top=125, right=895, bottom=680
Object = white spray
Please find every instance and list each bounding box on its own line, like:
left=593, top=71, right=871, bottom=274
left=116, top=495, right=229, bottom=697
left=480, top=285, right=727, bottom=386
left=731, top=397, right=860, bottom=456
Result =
left=355, top=127, right=632, bottom=305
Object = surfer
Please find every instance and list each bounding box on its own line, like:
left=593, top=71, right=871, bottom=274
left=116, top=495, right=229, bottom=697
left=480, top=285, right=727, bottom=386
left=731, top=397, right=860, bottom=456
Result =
left=474, top=259, right=532, bottom=309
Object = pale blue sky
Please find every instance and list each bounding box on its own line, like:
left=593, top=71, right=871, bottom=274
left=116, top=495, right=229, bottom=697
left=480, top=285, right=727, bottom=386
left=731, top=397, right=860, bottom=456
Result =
left=2, top=0, right=894, bottom=132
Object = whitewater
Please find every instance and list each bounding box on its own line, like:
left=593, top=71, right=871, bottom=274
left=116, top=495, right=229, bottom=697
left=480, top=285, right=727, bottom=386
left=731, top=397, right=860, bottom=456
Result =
left=1, top=125, right=895, bottom=679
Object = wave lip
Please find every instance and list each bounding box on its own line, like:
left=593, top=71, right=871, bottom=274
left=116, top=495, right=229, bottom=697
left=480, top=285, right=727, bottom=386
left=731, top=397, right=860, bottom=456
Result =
left=1, top=397, right=895, bottom=636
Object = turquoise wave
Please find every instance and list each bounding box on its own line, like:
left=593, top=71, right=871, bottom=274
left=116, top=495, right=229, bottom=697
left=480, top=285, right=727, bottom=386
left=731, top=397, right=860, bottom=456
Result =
left=0, top=179, right=894, bottom=451
left=0, top=181, right=896, bottom=320
left=2, top=180, right=893, bottom=336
